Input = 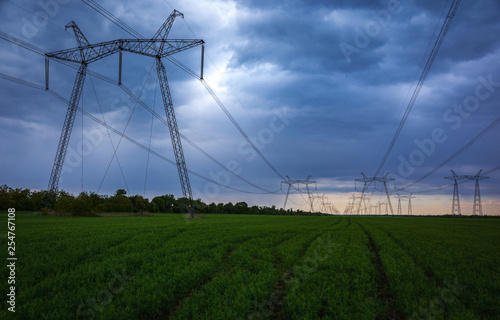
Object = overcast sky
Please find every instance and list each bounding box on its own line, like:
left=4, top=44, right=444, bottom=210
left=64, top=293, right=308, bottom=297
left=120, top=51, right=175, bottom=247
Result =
left=1, top=0, right=499, bottom=215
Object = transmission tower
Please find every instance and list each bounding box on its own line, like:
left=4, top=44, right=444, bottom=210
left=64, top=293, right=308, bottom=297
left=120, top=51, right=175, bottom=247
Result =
left=465, top=170, right=489, bottom=216
left=395, top=193, right=415, bottom=216
left=44, top=10, right=204, bottom=216
left=327, top=202, right=339, bottom=215
left=355, top=172, right=375, bottom=215
left=349, top=194, right=365, bottom=215
left=311, top=194, right=329, bottom=213
left=281, top=175, right=317, bottom=212
left=344, top=201, right=352, bottom=215
left=444, top=170, right=466, bottom=216
left=405, top=194, right=415, bottom=216
left=374, top=172, right=395, bottom=215
left=395, top=194, right=403, bottom=215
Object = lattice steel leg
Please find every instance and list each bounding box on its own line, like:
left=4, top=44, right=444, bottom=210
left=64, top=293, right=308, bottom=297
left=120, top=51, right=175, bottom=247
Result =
left=156, top=58, right=193, bottom=217
left=47, top=64, right=87, bottom=204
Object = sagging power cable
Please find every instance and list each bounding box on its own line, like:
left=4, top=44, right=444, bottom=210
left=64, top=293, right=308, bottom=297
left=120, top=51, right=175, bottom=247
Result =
left=0, top=71, right=278, bottom=195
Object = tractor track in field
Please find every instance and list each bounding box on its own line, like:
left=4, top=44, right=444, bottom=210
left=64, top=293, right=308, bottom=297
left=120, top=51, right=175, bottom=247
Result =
left=260, top=234, right=313, bottom=320
left=268, top=221, right=347, bottom=320
left=356, top=222, right=405, bottom=320
left=153, top=247, right=235, bottom=320
left=367, top=225, right=440, bottom=288
left=269, top=269, right=291, bottom=320
left=345, top=217, right=352, bottom=228
left=382, top=230, right=437, bottom=283
left=262, top=232, right=325, bottom=320
left=152, top=235, right=257, bottom=320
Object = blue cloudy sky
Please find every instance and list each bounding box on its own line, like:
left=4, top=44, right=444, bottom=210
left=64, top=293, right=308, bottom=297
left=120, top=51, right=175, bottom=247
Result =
left=0, top=0, right=499, bottom=215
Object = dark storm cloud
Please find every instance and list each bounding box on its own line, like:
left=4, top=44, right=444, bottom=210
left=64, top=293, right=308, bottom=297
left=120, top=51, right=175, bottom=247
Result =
left=221, top=0, right=500, bottom=204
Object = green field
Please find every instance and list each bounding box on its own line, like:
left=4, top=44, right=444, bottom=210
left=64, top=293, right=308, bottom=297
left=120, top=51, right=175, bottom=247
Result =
left=1, top=213, right=499, bottom=319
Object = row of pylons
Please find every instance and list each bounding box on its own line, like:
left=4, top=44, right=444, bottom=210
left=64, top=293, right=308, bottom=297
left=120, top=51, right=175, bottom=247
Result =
left=444, top=169, right=489, bottom=216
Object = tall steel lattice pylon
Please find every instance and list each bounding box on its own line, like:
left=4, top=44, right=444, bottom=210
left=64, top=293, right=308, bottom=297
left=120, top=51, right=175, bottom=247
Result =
left=45, top=10, right=204, bottom=215
left=465, top=170, right=489, bottom=216
left=374, top=172, right=395, bottom=215
left=444, top=170, right=466, bottom=216
left=281, top=175, right=317, bottom=212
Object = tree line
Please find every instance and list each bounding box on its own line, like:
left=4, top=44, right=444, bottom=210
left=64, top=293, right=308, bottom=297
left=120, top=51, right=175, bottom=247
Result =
left=0, top=185, right=321, bottom=216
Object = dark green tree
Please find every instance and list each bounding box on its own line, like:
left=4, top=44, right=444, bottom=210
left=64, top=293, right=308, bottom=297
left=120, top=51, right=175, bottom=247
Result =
left=129, top=195, right=149, bottom=213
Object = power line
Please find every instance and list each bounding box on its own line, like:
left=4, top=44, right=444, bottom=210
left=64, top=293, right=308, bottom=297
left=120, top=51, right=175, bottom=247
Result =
left=144, top=77, right=158, bottom=195
left=374, top=0, right=462, bottom=177
left=96, top=62, right=157, bottom=194
left=0, top=71, right=278, bottom=195
left=398, top=114, right=500, bottom=191
left=1, top=26, right=278, bottom=195
left=88, top=75, right=129, bottom=194
left=82, top=0, right=144, bottom=39
left=179, top=13, right=297, bottom=178
left=0, top=72, right=45, bottom=90
left=80, top=2, right=287, bottom=186
left=5, top=0, right=69, bottom=35
left=201, top=79, right=286, bottom=180
left=408, top=165, right=500, bottom=195
left=372, top=0, right=452, bottom=174
left=118, top=83, right=279, bottom=194
left=79, top=0, right=287, bottom=180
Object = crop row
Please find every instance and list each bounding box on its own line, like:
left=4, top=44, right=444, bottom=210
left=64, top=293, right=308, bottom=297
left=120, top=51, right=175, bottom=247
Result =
left=357, top=217, right=499, bottom=319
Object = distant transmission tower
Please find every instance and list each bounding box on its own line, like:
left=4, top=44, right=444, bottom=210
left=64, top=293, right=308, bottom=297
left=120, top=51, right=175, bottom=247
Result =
left=355, top=172, right=375, bottom=215
left=395, top=194, right=403, bottom=215
left=444, top=170, right=466, bottom=216
left=374, top=173, right=395, bottom=215
left=406, top=194, right=415, bottom=216
left=344, top=201, right=352, bottom=215
left=349, top=194, right=364, bottom=215
left=281, top=175, right=317, bottom=212
left=44, top=10, right=204, bottom=216
left=395, top=194, right=415, bottom=216
left=327, top=202, right=339, bottom=215
left=311, top=194, right=328, bottom=213
left=465, top=170, right=489, bottom=216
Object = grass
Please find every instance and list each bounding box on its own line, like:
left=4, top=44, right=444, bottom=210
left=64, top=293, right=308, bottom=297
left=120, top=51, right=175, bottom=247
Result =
left=0, top=212, right=498, bottom=319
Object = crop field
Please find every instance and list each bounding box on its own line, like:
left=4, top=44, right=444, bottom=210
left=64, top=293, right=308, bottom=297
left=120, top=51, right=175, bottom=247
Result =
left=1, top=213, right=499, bottom=319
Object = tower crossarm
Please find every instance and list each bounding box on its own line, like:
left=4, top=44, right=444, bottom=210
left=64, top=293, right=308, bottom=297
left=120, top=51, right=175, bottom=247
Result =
left=444, top=169, right=466, bottom=181
left=464, top=169, right=489, bottom=181
left=46, top=39, right=204, bottom=64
